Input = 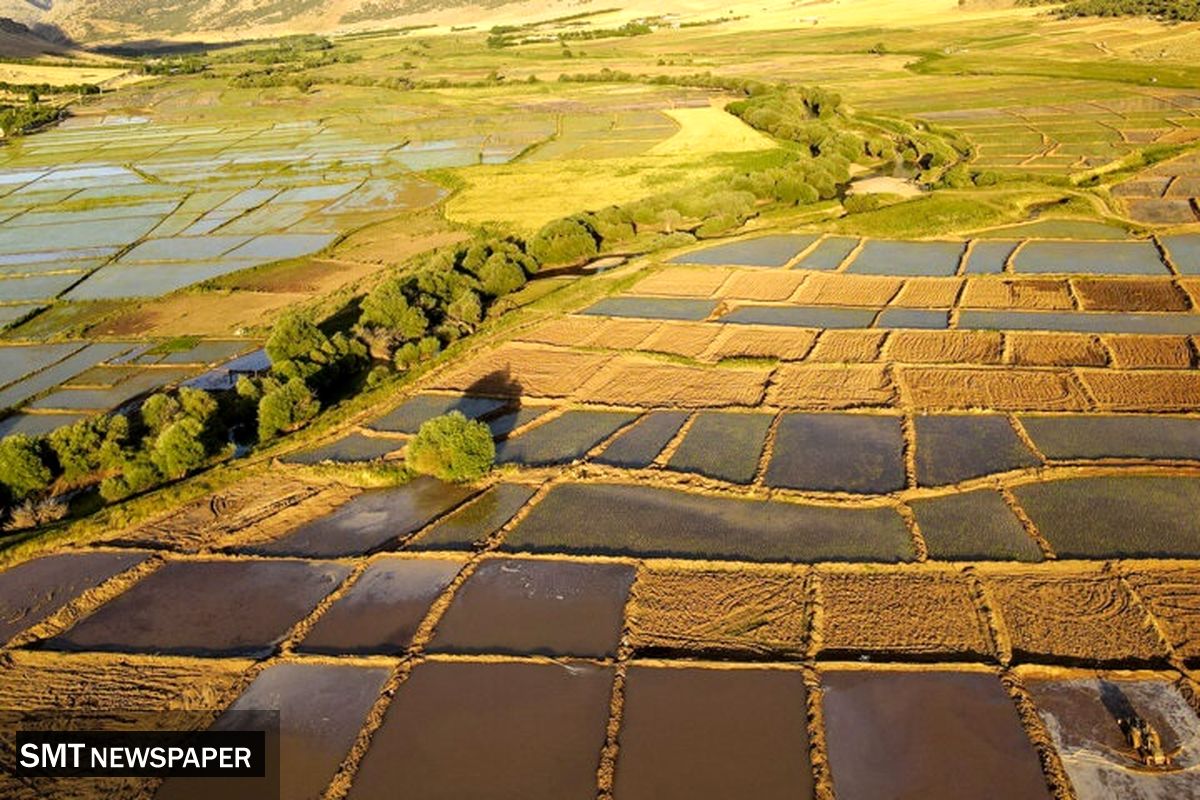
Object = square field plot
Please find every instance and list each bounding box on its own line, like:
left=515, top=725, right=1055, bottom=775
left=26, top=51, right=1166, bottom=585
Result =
left=1012, top=475, right=1200, bottom=558
left=669, top=234, right=818, bottom=267
left=299, top=557, right=463, bottom=655
left=346, top=661, right=612, bottom=800
left=1124, top=567, right=1200, bottom=663
left=910, top=489, right=1043, bottom=561
left=766, top=413, right=904, bottom=494
left=846, top=240, right=966, bottom=277
left=506, top=483, right=914, bottom=563
left=821, top=670, right=1051, bottom=800
left=240, top=478, right=476, bottom=557
left=430, top=558, right=634, bottom=657
left=613, top=665, right=814, bottom=800
left=983, top=569, right=1167, bottom=665
left=667, top=412, right=771, bottom=484
left=915, top=414, right=1040, bottom=486
left=367, top=393, right=506, bottom=434
left=496, top=410, right=637, bottom=467
left=44, top=559, right=349, bottom=657
left=594, top=411, right=688, bottom=468
left=1162, top=235, right=1200, bottom=274
left=1013, top=241, right=1167, bottom=275
left=408, top=483, right=537, bottom=550
left=582, top=297, right=717, bottom=321
left=0, top=551, right=147, bottom=644
left=1026, top=675, right=1200, bottom=800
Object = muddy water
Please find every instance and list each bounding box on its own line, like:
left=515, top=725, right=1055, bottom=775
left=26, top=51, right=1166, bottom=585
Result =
left=45, top=559, right=349, bottom=657
left=507, top=483, right=914, bottom=562
left=613, top=665, right=814, bottom=800
left=1020, top=414, right=1200, bottom=460
left=1026, top=677, right=1200, bottom=799
left=595, top=411, right=689, bottom=468
left=793, top=236, right=858, bottom=270
left=496, top=410, right=638, bottom=466
left=408, top=483, right=537, bottom=550
left=0, top=551, right=147, bottom=644
left=299, top=557, right=463, bottom=655
left=1013, top=475, right=1200, bottom=558
left=242, top=477, right=476, bottom=557
left=910, top=489, right=1043, bottom=561
left=430, top=558, right=634, bottom=657
left=915, top=414, right=1040, bottom=486
left=368, top=393, right=506, bottom=434
left=847, top=240, right=966, bottom=277
left=821, top=670, right=1051, bottom=800
left=668, top=412, right=772, bottom=484
left=766, top=413, right=905, bottom=494
left=347, top=661, right=612, bottom=800
left=669, top=234, right=819, bottom=268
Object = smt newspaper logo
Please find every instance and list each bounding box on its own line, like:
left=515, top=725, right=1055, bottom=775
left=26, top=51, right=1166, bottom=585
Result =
left=15, top=730, right=266, bottom=777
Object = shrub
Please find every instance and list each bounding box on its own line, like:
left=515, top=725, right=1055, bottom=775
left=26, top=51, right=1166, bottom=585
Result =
left=527, top=217, right=598, bottom=266
left=100, top=455, right=162, bottom=502
left=266, top=313, right=329, bottom=363
left=49, top=415, right=127, bottom=481
left=3, top=496, right=68, bottom=531
left=0, top=434, right=52, bottom=501
left=141, top=393, right=182, bottom=435
left=359, top=277, right=429, bottom=338
left=406, top=411, right=495, bottom=482
left=258, top=378, right=320, bottom=441
left=475, top=253, right=527, bottom=297
left=151, top=418, right=208, bottom=480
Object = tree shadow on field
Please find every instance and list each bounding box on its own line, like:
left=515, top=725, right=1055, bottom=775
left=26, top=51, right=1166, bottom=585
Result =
left=466, top=366, right=524, bottom=406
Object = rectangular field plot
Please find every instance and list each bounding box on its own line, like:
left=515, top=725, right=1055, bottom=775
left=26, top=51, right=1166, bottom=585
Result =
left=281, top=432, right=403, bottom=465
left=44, top=558, right=350, bottom=657
left=1019, top=414, right=1200, bottom=460
left=667, top=412, right=771, bottom=484
left=914, top=414, right=1040, bottom=486
left=582, top=297, right=717, bottom=321
left=0, top=343, right=82, bottom=387
left=613, top=665, right=814, bottom=800
left=846, top=240, right=966, bottom=277
left=299, top=557, right=463, bottom=655
left=240, top=478, right=476, bottom=557
left=505, top=483, right=914, bottom=562
left=65, top=259, right=266, bottom=299
left=347, top=661, right=612, bottom=800
left=594, top=411, right=689, bottom=469
left=27, top=367, right=195, bottom=411
left=668, top=234, right=818, bottom=268
left=792, top=236, right=858, bottom=270
left=956, top=310, right=1200, bottom=335
left=367, top=393, right=506, bottom=434
left=1013, top=241, right=1167, bottom=275
left=495, top=410, right=637, bottom=467
left=720, top=306, right=876, bottom=328
left=430, top=558, right=633, bottom=658
left=0, top=272, right=82, bottom=301
left=120, top=235, right=251, bottom=263
left=0, top=342, right=132, bottom=409
left=407, top=483, right=537, bottom=551
left=0, top=412, right=87, bottom=438
left=767, top=413, right=905, bottom=494
left=910, top=489, right=1042, bottom=561
left=821, top=670, right=1051, bottom=800
left=1163, top=235, right=1200, bottom=274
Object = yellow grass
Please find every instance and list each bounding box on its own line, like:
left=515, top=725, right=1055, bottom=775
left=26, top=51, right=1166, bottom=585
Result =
left=648, top=103, right=776, bottom=156
left=0, top=63, right=128, bottom=87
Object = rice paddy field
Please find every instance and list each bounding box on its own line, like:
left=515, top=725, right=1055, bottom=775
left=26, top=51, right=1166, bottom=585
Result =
left=4, top=7, right=1200, bottom=800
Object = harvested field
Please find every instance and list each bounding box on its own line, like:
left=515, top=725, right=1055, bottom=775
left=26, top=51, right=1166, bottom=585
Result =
left=1071, top=278, right=1189, bottom=312
left=515, top=316, right=609, bottom=347
left=768, top=364, right=895, bottom=409
left=1078, top=370, right=1200, bottom=412
left=1123, top=567, right=1200, bottom=663
left=983, top=568, right=1167, bottom=665
left=613, top=665, right=814, bottom=800
left=885, top=330, right=1003, bottom=364
left=496, top=410, right=637, bottom=467
left=718, top=270, right=806, bottom=301
left=408, top=484, right=538, bottom=551
left=638, top=321, right=724, bottom=359
left=632, top=266, right=731, bottom=296
left=430, top=558, right=634, bottom=658
left=876, top=308, right=949, bottom=329
left=807, top=330, right=888, bottom=362
left=505, top=483, right=914, bottom=563
left=1005, top=332, right=1108, bottom=367
left=299, top=557, right=463, bottom=655
left=821, top=670, right=1051, bottom=800
left=585, top=318, right=663, bottom=350
left=910, top=489, right=1043, bottom=561
left=705, top=325, right=817, bottom=361
left=594, top=411, right=689, bottom=469
left=914, top=414, right=1040, bottom=486
left=791, top=273, right=903, bottom=306
left=1013, top=476, right=1200, bottom=559
left=892, top=277, right=963, bottom=308
left=347, top=661, right=612, bottom=800
left=1103, top=335, right=1194, bottom=369
left=583, top=359, right=768, bottom=407
left=815, top=569, right=994, bottom=659
left=959, top=278, right=1075, bottom=310
left=432, top=344, right=614, bottom=398
left=766, top=413, right=905, bottom=493
left=897, top=367, right=1088, bottom=411
left=667, top=412, right=772, bottom=484
left=628, top=565, right=808, bottom=657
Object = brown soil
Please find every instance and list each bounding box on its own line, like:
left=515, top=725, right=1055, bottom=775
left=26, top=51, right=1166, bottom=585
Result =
left=793, top=273, right=903, bottom=306
left=983, top=568, right=1168, bottom=664
left=1006, top=333, right=1108, bottom=367
left=1178, top=278, right=1200, bottom=307
left=892, top=277, right=963, bottom=308
left=638, top=322, right=725, bottom=359
left=704, top=326, right=817, bottom=361
left=582, top=359, right=769, bottom=407
left=897, top=367, right=1088, bottom=411
left=1102, top=335, right=1194, bottom=369
left=960, top=279, right=1075, bottom=310
left=632, top=266, right=730, bottom=297
left=433, top=343, right=614, bottom=397
left=628, top=564, right=808, bottom=657
left=515, top=316, right=609, bottom=348
left=807, top=330, right=888, bottom=363
left=816, top=569, right=994, bottom=660
left=768, top=364, right=895, bottom=409
left=884, top=330, right=1003, bottom=364
left=210, top=484, right=361, bottom=551
left=1123, top=565, right=1200, bottom=663
left=1070, top=278, right=1189, bottom=312
left=1078, top=370, right=1200, bottom=411
left=95, top=291, right=306, bottom=337
left=719, top=271, right=807, bottom=301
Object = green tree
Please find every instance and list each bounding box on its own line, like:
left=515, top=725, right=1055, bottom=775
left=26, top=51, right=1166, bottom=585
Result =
left=407, top=411, right=495, bottom=483
left=360, top=277, right=430, bottom=338
left=258, top=378, right=320, bottom=441
left=527, top=217, right=598, bottom=266
left=0, top=435, right=52, bottom=501
left=266, top=313, right=329, bottom=364
left=151, top=418, right=207, bottom=480
left=141, top=393, right=182, bottom=435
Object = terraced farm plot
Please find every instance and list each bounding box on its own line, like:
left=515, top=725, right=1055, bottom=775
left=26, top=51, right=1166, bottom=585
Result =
left=594, top=411, right=689, bottom=469
left=282, top=432, right=404, bottom=465
left=1019, top=414, right=1200, bottom=460
left=910, top=489, right=1043, bottom=562
left=846, top=240, right=966, bottom=277
left=666, top=411, right=771, bottom=484
left=766, top=412, right=905, bottom=494
left=495, top=410, right=637, bottom=466
left=407, top=483, right=537, bottom=551
left=669, top=234, right=818, bottom=267
left=914, top=414, right=1040, bottom=486
left=367, top=393, right=507, bottom=434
